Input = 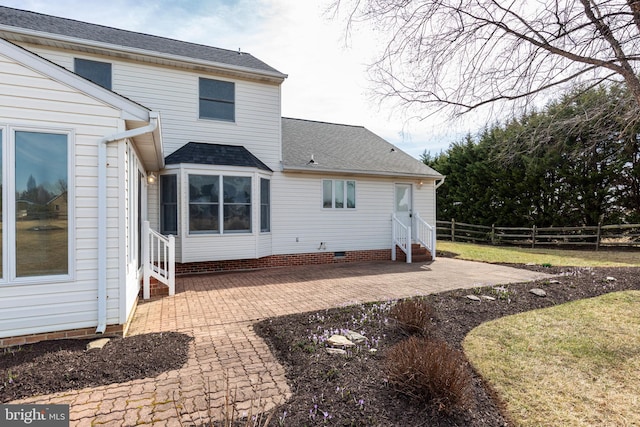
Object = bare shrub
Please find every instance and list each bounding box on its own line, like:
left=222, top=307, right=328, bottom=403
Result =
left=389, top=298, right=436, bottom=336
left=385, top=336, right=473, bottom=414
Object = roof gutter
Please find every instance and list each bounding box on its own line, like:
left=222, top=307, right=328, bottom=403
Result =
left=96, top=113, right=158, bottom=334
left=282, top=165, right=444, bottom=180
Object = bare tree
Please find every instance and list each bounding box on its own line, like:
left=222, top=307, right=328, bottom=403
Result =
left=331, top=0, right=640, bottom=118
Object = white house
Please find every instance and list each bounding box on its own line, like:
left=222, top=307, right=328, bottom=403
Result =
left=0, top=6, right=443, bottom=345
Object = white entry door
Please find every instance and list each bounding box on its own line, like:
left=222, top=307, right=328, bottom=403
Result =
left=394, top=183, right=413, bottom=230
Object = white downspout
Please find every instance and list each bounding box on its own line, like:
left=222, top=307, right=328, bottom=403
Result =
left=435, top=176, right=446, bottom=190
left=96, top=113, right=158, bottom=334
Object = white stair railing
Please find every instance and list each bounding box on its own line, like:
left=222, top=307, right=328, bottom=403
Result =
left=142, top=220, right=175, bottom=299
left=414, top=212, right=437, bottom=260
left=391, top=214, right=412, bottom=263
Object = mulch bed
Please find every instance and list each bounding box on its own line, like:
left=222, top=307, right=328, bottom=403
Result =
left=0, top=332, right=192, bottom=403
left=253, top=264, right=640, bottom=426
left=0, top=262, right=638, bottom=426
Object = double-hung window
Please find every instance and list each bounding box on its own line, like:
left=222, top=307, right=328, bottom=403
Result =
left=199, top=78, right=235, bottom=121
left=260, top=178, right=270, bottom=232
left=0, top=127, right=71, bottom=281
left=160, top=175, right=177, bottom=235
left=323, top=179, right=356, bottom=209
left=74, top=58, right=112, bottom=90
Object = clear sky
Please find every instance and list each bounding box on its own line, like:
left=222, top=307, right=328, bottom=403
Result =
left=0, top=0, right=480, bottom=158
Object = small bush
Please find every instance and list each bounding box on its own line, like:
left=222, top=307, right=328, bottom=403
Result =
left=385, top=336, right=473, bottom=414
left=388, top=298, right=436, bottom=336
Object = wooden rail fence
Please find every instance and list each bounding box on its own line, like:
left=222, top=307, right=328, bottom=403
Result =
left=437, top=220, right=640, bottom=250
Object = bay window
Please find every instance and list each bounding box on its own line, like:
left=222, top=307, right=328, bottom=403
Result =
left=188, top=174, right=251, bottom=234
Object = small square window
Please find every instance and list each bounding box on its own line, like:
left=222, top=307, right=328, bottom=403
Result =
left=322, top=180, right=356, bottom=209
left=74, top=58, right=112, bottom=90
left=199, top=78, right=235, bottom=121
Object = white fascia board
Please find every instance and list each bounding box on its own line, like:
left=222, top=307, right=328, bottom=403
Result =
left=0, top=38, right=151, bottom=122
left=282, top=165, right=444, bottom=179
left=0, top=26, right=288, bottom=83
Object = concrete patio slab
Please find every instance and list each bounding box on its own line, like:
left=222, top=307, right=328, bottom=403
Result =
left=13, top=258, right=552, bottom=426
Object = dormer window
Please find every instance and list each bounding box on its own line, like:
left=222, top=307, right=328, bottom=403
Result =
left=74, top=58, right=112, bottom=90
left=199, top=78, right=235, bottom=121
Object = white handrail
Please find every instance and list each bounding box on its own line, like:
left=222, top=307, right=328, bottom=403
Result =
left=392, top=214, right=412, bottom=263
left=143, top=220, right=175, bottom=299
left=414, top=212, right=436, bottom=260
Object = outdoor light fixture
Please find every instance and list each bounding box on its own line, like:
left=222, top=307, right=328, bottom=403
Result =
left=147, top=172, right=157, bottom=184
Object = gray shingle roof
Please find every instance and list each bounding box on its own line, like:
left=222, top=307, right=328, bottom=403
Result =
left=165, top=142, right=272, bottom=172
left=0, top=6, right=284, bottom=77
left=282, top=118, right=442, bottom=178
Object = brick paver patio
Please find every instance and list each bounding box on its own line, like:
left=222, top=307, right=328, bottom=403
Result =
left=13, top=259, right=551, bottom=426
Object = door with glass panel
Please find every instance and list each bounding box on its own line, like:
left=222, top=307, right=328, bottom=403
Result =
left=394, top=183, right=413, bottom=237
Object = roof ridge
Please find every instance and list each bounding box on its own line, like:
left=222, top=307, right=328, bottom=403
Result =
left=282, top=117, right=365, bottom=129
left=0, top=5, right=252, bottom=58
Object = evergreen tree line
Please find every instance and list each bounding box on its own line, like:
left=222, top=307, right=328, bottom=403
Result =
left=423, top=84, right=640, bottom=227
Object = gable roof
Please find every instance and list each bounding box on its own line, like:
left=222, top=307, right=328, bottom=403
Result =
left=281, top=118, right=442, bottom=179
left=0, top=37, right=163, bottom=170
left=165, top=142, right=272, bottom=172
left=0, top=6, right=286, bottom=82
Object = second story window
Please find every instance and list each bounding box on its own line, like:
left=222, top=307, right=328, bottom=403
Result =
left=199, top=78, right=235, bottom=121
left=74, top=58, right=112, bottom=90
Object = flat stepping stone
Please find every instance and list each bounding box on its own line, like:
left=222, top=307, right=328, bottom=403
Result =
left=326, top=348, right=347, bottom=355
left=548, top=279, right=560, bottom=284
left=466, top=295, right=481, bottom=302
left=344, top=330, right=366, bottom=343
left=529, top=288, right=547, bottom=297
left=481, top=295, right=496, bottom=301
left=606, top=276, right=617, bottom=282
left=87, top=338, right=110, bottom=351
left=327, top=335, right=355, bottom=347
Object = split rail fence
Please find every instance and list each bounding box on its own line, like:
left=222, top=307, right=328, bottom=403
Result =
left=437, top=220, right=640, bottom=250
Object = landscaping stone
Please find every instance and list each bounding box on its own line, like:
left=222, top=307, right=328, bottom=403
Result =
left=327, top=335, right=355, bottom=347
left=549, top=279, right=560, bottom=284
left=481, top=295, right=496, bottom=301
left=606, top=276, right=617, bottom=282
left=326, top=348, right=347, bottom=355
left=466, top=295, right=482, bottom=302
left=86, top=338, right=110, bottom=351
left=344, top=330, right=366, bottom=343
left=529, top=288, right=547, bottom=297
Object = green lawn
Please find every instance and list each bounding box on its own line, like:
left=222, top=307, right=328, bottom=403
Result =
left=464, top=291, right=640, bottom=426
left=437, top=240, right=640, bottom=267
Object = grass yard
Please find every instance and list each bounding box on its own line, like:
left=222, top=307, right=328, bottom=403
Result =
left=463, top=291, right=640, bottom=426
left=15, top=219, right=68, bottom=276
left=437, top=240, right=640, bottom=267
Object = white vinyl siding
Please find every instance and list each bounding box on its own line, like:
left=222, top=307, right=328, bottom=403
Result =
left=0, top=51, right=125, bottom=338
left=271, top=174, right=437, bottom=255
left=24, top=45, right=282, bottom=171
left=22, top=44, right=282, bottom=265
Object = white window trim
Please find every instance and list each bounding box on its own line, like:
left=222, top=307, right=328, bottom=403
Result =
left=259, top=176, right=271, bottom=234
left=187, top=172, right=254, bottom=236
left=198, top=77, right=236, bottom=123
left=1, top=124, right=75, bottom=285
left=322, top=179, right=357, bottom=210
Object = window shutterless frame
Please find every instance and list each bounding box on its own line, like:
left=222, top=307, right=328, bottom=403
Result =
left=74, top=58, right=112, bottom=90
left=1, top=125, right=74, bottom=284
left=199, top=78, right=235, bottom=121
left=322, top=179, right=356, bottom=209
